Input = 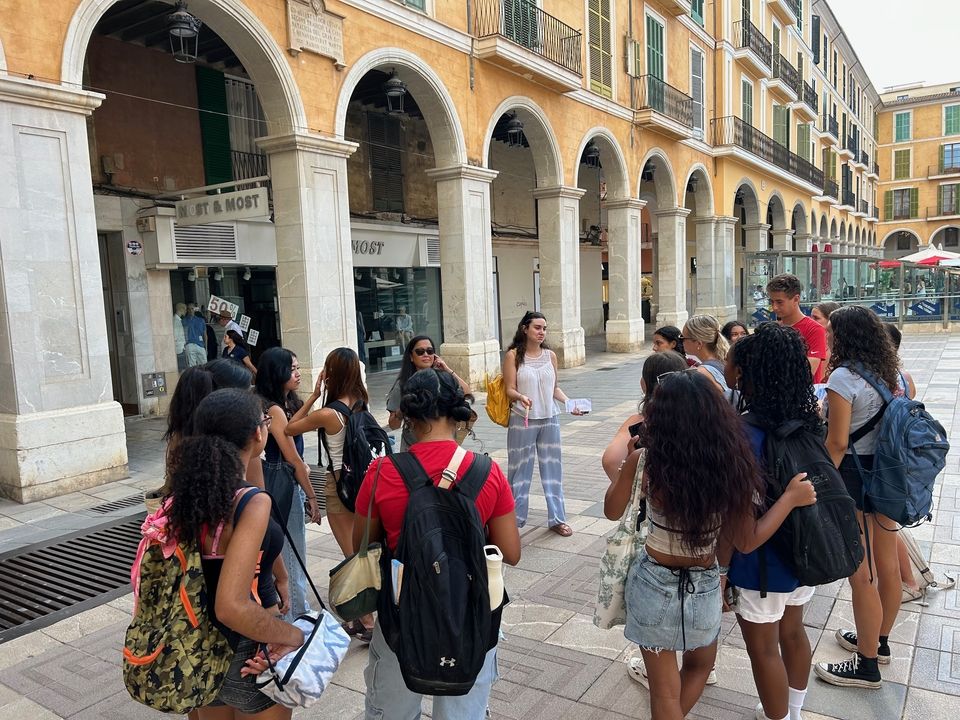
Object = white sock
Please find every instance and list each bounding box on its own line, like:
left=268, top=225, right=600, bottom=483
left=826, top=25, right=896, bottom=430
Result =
left=788, top=687, right=807, bottom=720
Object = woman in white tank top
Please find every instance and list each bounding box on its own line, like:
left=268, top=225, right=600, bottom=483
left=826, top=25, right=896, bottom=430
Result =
left=502, top=312, right=582, bottom=536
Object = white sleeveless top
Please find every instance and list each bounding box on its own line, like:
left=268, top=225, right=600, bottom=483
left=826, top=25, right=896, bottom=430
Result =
left=324, top=411, right=347, bottom=470
left=515, top=350, right=558, bottom=420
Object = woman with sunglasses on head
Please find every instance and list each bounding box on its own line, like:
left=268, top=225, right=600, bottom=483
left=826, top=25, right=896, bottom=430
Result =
left=605, top=370, right=763, bottom=720
left=503, top=311, right=582, bottom=537
left=682, top=315, right=735, bottom=402
left=255, top=348, right=319, bottom=623
left=166, top=389, right=300, bottom=719
left=387, top=336, right=469, bottom=451
left=722, top=324, right=820, bottom=720
left=651, top=326, right=699, bottom=367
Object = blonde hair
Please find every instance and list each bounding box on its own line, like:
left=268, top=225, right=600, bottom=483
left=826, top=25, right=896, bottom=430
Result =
left=684, top=315, right=730, bottom=361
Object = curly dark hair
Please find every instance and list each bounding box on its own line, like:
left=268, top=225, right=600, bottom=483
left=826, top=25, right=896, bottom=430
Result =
left=400, top=368, right=473, bottom=424
left=641, top=370, right=762, bottom=553
left=508, top=311, right=549, bottom=369
left=166, top=389, right=264, bottom=543
left=827, top=305, right=900, bottom=392
left=254, top=347, right=303, bottom=415
left=653, top=325, right=686, bottom=356
left=729, top=323, right=822, bottom=432
left=766, top=273, right=802, bottom=297
left=640, top=351, right=688, bottom=413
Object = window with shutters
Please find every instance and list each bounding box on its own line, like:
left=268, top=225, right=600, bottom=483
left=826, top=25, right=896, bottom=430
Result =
left=741, top=0, right=750, bottom=23
left=940, top=184, right=960, bottom=216
left=943, top=143, right=960, bottom=173
left=894, top=111, right=911, bottom=142
left=646, top=13, right=665, bottom=80
left=691, top=0, right=704, bottom=25
left=823, top=147, right=836, bottom=180
left=832, top=50, right=837, bottom=87
left=889, top=188, right=916, bottom=220
left=367, top=113, right=404, bottom=213
left=690, top=47, right=705, bottom=139
left=504, top=0, right=537, bottom=49
left=797, top=123, right=811, bottom=161
left=196, top=66, right=233, bottom=185
left=945, top=105, right=960, bottom=136
left=893, top=149, right=911, bottom=180
left=588, top=0, right=613, bottom=99
left=773, top=105, right=789, bottom=148
left=742, top=79, right=754, bottom=126
left=822, top=34, right=828, bottom=72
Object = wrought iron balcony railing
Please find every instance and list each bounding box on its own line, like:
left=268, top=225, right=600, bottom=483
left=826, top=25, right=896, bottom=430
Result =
left=733, top=19, right=772, bottom=70
left=822, top=178, right=839, bottom=199
left=860, top=199, right=869, bottom=215
left=803, top=81, right=818, bottom=114
left=772, top=53, right=800, bottom=94
left=930, top=161, right=960, bottom=176
left=873, top=162, right=880, bottom=176
left=712, top=115, right=823, bottom=188
left=472, top=0, right=583, bottom=75
left=231, top=150, right=268, bottom=181
left=931, top=200, right=960, bottom=218
left=860, top=150, right=869, bottom=168
left=841, top=189, right=856, bottom=207
left=822, top=114, right=838, bottom=139
left=632, top=75, right=694, bottom=127
left=846, top=134, right=859, bottom=156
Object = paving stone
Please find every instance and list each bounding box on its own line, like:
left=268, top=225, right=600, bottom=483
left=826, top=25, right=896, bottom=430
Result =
left=544, top=613, right=630, bottom=659
left=501, top=600, right=575, bottom=641
left=496, top=633, right=610, bottom=702
left=805, top=668, right=907, bottom=720
left=903, top=686, right=960, bottom=719
left=910, top=648, right=960, bottom=695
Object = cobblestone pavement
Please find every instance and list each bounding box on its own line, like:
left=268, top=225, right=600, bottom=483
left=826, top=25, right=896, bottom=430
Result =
left=2, top=335, right=960, bottom=719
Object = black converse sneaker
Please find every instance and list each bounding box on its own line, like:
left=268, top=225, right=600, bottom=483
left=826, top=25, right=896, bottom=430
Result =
left=835, top=629, right=891, bottom=664
left=814, top=652, right=882, bottom=688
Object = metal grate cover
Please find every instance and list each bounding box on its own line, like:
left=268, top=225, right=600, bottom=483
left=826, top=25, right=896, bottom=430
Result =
left=85, top=494, right=144, bottom=514
left=0, top=513, right=144, bottom=644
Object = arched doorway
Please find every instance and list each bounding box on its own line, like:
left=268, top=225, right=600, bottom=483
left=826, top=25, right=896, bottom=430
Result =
left=683, top=166, right=730, bottom=320
left=883, top=229, right=921, bottom=259
left=931, top=225, right=960, bottom=252
left=571, top=129, right=638, bottom=352
left=790, top=203, right=808, bottom=251
left=733, top=181, right=763, bottom=320
left=767, top=193, right=790, bottom=251
left=639, top=150, right=684, bottom=326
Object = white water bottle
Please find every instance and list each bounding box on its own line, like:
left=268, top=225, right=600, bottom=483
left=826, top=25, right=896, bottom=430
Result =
left=484, top=545, right=504, bottom=610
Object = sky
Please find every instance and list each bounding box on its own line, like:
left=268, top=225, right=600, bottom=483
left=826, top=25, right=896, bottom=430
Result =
left=823, top=0, right=960, bottom=92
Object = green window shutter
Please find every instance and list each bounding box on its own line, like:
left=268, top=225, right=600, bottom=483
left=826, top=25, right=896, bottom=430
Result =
left=588, top=0, right=612, bottom=98
left=941, top=144, right=947, bottom=173
left=946, top=106, right=960, bottom=136
left=884, top=190, right=893, bottom=220
left=368, top=113, right=404, bottom=212
left=504, top=0, right=537, bottom=49
left=646, top=14, right=664, bottom=80
left=773, top=105, right=788, bottom=148
left=909, top=188, right=919, bottom=218
left=195, top=66, right=233, bottom=185
left=939, top=185, right=945, bottom=214
left=797, top=123, right=810, bottom=161
left=742, top=81, right=753, bottom=126
left=895, top=112, right=910, bottom=142
left=691, top=0, right=705, bottom=26
left=894, top=149, right=910, bottom=180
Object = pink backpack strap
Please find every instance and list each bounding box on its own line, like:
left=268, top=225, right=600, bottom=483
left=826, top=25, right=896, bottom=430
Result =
left=205, top=487, right=256, bottom=558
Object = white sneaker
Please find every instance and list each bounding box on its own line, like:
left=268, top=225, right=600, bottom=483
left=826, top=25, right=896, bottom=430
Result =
left=755, top=702, right=766, bottom=720
left=626, top=656, right=650, bottom=689
left=706, top=666, right=718, bottom=685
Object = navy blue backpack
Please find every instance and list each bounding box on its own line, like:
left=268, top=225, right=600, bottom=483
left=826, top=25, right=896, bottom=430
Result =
left=848, top=362, right=949, bottom=526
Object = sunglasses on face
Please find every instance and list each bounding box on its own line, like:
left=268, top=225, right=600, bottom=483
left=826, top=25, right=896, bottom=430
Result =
left=413, top=347, right=436, bottom=357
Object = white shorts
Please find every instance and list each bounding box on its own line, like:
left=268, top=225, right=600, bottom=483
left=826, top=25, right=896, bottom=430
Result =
left=734, top=585, right=815, bottom=624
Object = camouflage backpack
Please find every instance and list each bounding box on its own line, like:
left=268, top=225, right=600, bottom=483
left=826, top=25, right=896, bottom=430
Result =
left=123, top=502, right=232, bottom=713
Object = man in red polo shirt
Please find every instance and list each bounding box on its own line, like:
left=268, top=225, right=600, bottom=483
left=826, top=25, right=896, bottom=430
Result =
left=766, top=273, right=827, bottom=383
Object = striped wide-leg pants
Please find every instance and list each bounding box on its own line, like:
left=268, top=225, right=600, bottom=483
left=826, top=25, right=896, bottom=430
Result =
left=507, top=414, right=566, bottom=528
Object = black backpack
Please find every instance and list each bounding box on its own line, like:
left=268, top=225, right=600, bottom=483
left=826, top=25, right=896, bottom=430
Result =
left=320, top=400, right=392, bottom=513
left=747, top=416, right=864, bottom=592
left=377, top=451, right=495, bottom=696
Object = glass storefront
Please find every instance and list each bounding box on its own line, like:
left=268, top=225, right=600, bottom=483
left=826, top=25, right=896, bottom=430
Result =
left=354, top=267, right=443, bottom=373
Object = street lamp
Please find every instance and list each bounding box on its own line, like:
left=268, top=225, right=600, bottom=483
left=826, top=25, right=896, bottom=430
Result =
left=505, top=112, right=525, bottom=148
left=384, top=70, right=407, bottom=115
left=168, top=1, right=202, bottom=64
left=583, top=141, right=601, bottom=168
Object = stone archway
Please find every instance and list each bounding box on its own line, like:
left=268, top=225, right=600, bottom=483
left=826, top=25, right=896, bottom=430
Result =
left=882, top=229, right=921, bottom=259
left=640, top=150, right=685, bottom=326
left=818, top=214, right=828, bottom=249
left=734, top=180, right=763, bottom=253
left=684, top=166, right=732, bottom=321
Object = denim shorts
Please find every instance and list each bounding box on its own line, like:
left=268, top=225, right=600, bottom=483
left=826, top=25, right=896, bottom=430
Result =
left=209, top=637, right=276, bottom=714
left=624, top=549, right=721, bottom=652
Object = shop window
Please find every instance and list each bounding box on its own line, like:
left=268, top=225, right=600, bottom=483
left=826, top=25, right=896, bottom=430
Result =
left=368, top=114, right=404, bottom=213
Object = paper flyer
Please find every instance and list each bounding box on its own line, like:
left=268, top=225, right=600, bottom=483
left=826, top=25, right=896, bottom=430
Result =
left=247, top=329, right=260, bottom=346
left=565, top=398, right=591, bottom=414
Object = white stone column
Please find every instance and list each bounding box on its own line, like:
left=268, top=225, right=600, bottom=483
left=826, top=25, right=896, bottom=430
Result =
left=795, top=233, right=815, bottom=252
left=427, top=165, right=502, bottom=385
left=258, top=132, right=358, bottom=387
left=605, top=198, right=646, bottom=352
left=654, top=207, right=691, bottom=327
left=533, top=185, right=587, bottom=367
left=695, top=215, right=738, bottom=322
left=0, top=76, right=127, bottom=502
left=743, top=223, right=771, bottom=252
left=772, top=229, right=795, bottom=252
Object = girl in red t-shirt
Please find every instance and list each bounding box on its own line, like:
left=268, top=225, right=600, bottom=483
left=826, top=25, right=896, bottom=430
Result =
left=353, top=369, right=520, bottom=719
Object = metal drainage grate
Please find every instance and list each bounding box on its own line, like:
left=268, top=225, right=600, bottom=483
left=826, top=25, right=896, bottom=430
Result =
left=0, top=513, right=145, bottom=644
left=86, top=494, right=145, bottom=514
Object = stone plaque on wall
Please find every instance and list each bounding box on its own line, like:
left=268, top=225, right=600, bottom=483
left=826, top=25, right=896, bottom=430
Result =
left=286, top=0, right=345, bottom=67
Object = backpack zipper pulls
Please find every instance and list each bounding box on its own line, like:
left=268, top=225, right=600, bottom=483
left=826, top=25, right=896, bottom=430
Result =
left=434, top=561, right=441, bottom=574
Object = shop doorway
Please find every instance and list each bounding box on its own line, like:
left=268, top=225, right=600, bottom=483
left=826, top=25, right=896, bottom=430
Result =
left=97, top=233, right=138, bottom=416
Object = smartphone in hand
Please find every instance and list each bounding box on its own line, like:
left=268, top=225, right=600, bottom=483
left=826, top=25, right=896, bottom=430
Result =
left=628, top=421, right=643, bottom=449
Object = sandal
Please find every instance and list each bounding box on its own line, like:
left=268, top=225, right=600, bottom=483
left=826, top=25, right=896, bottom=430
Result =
left=549, top=523, right=573, bottom=537
left=342, top=620, right=374, bottom=644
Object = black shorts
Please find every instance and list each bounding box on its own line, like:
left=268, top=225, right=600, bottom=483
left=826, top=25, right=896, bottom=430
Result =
left=839, top=454, right=874, bottom=513
left=209, top=637, right=276, bottom=713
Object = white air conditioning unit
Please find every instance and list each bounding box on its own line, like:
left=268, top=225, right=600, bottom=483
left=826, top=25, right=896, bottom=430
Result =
left=143, top=215, right=277, bottom=269
left=418, top=235, right=441, bottom=267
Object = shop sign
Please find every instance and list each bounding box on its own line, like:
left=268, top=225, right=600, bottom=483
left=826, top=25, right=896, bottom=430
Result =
left=175, top=188, right=268, bottom=227
left=126, top=239, right=143, bottom=256
left=350, top=225, right=427, bottom=268
left=286, top=0, right=344, bottom=66
left=208, top=294, right=239, bottom=319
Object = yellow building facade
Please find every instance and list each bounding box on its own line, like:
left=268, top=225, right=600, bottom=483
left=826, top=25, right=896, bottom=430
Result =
left=0, top=0, right=882, bottom=500
left=877, top=81, right=960, bottom=257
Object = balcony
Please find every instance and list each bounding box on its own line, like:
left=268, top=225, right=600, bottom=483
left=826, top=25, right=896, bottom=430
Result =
left=769, top=53, right=800, bottom=102
left=838, top=189, right=856, bottom=210
left=867, top=160, right=879, bottom=179
left=928, top=201, right=960, bottom=219
left=632, top=75, right=695, bottom=140
left=819, top=178, right=839, bottom=201
left=792, top=80, right=818, bottom=121
left=871, top=206, right=880, bottom=220
left=838, top=134, right=855, bottom=161
left=860, top=199, right=869, bottom=215
left=472, top=0, right=583, bottom=92
left=648, top=0, right=693, bottom=17
left=822, top=115, right=839, bottom=146
left=929, top=161, right=960, bottom=179
left=232, top=150, right=268, bottom=181
left=712, top=115, right=824, bottom=190
left=767, top=0, right=799, bottom=26
left=733, top=19, right=772, bottom=78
